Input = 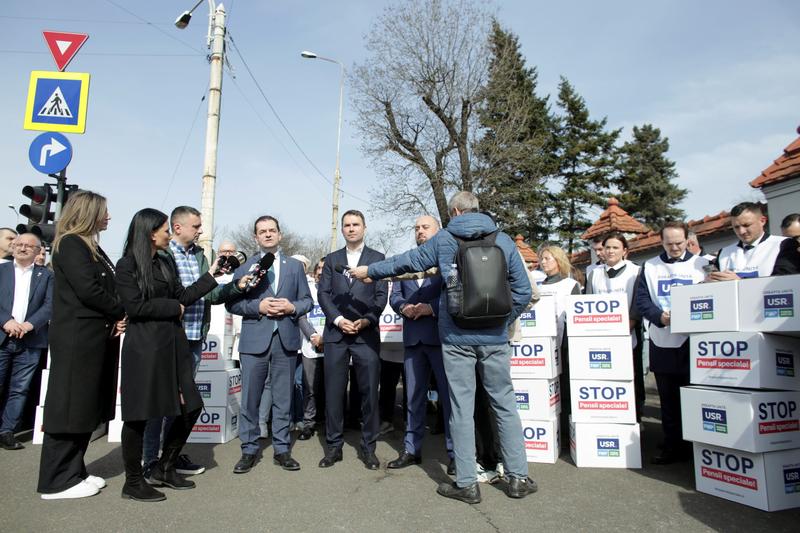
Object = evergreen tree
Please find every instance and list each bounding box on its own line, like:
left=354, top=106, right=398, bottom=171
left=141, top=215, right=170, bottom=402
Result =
left=616, top=124, right=687, bottom=228
left=474, top=21, right=555, bottom=244
left=551, top=78, right=620, bottom=253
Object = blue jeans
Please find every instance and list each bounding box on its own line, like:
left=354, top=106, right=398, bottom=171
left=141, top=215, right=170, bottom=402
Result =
left=143, top=340, right=203, bottom=464
left=0, top=340, right=41, bottom=434
left=442, top=343, right=528, bottom=488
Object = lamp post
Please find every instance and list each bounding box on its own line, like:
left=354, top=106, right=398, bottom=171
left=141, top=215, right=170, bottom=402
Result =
left=301, top=50, right=345, bottom=252
left=176, top=0, right=226, bottom=263
left=7, top=205, right=19, bottom=225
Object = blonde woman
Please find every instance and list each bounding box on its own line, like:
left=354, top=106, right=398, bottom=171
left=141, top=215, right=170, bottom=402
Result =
left=37, top=191, right=126, bottom=500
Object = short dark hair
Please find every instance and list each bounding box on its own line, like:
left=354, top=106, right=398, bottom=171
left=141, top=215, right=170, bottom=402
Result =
left=341, top=209, right=365, bottom=225
left=781, top=213, right=800, bottom=230
left=591, top=236, right=604, bottom=245
left=170, top=206, right=201, bottom=228
left=253, top=215, right=281, bottom=234
left=660, top=220, right=689, bottom=239
left=602, top=232, right=629, bottom=249
left=731, top=202, right=766, bottom=218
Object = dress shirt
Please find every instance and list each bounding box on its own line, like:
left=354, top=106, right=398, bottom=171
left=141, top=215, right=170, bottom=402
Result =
left=11, top=261, right=35, bottom=323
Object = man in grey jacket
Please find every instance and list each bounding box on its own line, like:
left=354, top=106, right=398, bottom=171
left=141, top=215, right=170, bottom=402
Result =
left=350, top=191, right=537, bottom=504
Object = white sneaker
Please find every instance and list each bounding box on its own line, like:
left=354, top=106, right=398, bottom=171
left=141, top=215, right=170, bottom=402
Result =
left=496, top=463, right=505, bottom=479
left=475, top=463, right=500, bottom=484
left=41, top=480, right=99, bottom=500
left=85, top=475, right=106, bottom=489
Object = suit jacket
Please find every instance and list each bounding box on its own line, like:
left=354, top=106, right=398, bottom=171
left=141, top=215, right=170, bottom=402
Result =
left=772, top=238, right=800, bottom=276
left=0, top=261, right=53, bottom=349
left=318, top=246, right=388, bottom=345
left=226, top=253, right=313, bottom=354
left=390, top=275, right=441, bottom=347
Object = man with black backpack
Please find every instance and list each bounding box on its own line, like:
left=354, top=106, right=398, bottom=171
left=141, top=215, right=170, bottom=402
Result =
left=350, top=191, right=536, bottom=504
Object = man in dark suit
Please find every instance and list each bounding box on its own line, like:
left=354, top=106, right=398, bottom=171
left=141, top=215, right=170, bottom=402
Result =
left=0, top=233, right=53, bottom=450
left=317, top=210, right=388, bottom=470
left=226, top=216, right=313, bottom=474
left=386, top=216, right=454, bottom=473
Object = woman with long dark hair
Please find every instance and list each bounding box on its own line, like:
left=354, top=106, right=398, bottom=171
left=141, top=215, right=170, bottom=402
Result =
left=115, top=208, right=218, bottom=502
left=38, top=190, right=126, bottom=500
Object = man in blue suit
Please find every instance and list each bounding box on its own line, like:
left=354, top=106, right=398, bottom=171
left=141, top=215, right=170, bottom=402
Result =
left=386, top=216, right=454, bottom=474
left=317, top=210, right=388, bottom=470
left=0, top=233, right=53, bottom=450
left=226, top=216, right=313, bottom=473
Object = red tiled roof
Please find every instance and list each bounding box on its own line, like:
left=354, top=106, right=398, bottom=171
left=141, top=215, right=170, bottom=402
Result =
left=581, top=198, right=650, bottom=240
left=515, top=235, right=538, bottom=263
left=750, top=134, right=800, bottom=189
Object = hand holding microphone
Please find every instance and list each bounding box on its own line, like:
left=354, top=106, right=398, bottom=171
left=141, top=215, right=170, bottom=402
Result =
left=244, top=252, right=275, bottom=292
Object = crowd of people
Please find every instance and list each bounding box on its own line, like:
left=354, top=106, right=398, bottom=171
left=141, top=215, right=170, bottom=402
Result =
left=0, top=191, right=798, bottom=505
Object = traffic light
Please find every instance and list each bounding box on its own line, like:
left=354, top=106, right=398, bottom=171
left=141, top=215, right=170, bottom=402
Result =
left=17, top=184, right=56, bottom=244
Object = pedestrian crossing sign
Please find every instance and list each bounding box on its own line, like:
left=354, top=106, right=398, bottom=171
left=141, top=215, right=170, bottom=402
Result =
left=24, top=71, right=90, bottom=134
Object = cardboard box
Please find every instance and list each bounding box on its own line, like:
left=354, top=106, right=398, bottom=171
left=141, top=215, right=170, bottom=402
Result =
left=738, top=275, right=800, bottom=336
left=199, top=334, right=237, bottom=371
left=521, top=419, right=560, bottom=464
left=513, top=378, right=560, bottom=420
left=570, top=379, right=637, bottom=424
left=194, top=368, right=242, bottom=408
left=693, top=442, right=800, bottom=511
left=207, top=303, right=235, bottom=338
left=568, top=336, right=634, bottom=380
left=690, top=332, right=800, bottom=391
left=519, top=296, right=557, bottom=338
left=379, top=302, right=404, bottom=344
left=33, top=406, right=44, bottom=445
left=187, top=404, right=239, bottom=444
left=569, top=418, right=641, bottom=468
left=108, top=405, right=122, bottom=443
left=39, top=369, right=49, bottom=405
left=671, top=280, right=740, bottom=334
left=566, top=293, right=630, bottom=337
left=681, top=386, right=800, bottom=452
left=510, top=337, right=560, bottom=379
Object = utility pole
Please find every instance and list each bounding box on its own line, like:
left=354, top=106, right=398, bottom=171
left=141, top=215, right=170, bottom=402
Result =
left=198, top=3, right=226, bottom=262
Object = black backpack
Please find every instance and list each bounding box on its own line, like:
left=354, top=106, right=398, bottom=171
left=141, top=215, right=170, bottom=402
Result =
left=446, top=230, right=513, bottom=329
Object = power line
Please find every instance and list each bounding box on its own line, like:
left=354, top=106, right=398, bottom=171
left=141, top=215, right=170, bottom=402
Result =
left=0, top=14, right=172, bottom=25
left=1, top=49, right=199, bottom=57
left=225, top=32, right=369, bottom=205
left=103, top=0, right=206, bottom=55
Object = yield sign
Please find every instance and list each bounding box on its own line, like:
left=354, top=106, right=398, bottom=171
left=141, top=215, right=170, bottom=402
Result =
left=42, top=31, right=89, bottom=71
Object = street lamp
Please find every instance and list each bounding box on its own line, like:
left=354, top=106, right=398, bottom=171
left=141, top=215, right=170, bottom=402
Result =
left=301, top=50, right=345, bottom=252
left=7, top=205, right=19, bottom=224
left=175, top=0, right=226, bottom=263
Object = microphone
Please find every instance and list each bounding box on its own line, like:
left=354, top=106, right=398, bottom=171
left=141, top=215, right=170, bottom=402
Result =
left=334, top=264, right=350, bottom=274
left=244, top=252, right=275, bottom=292
left=215, top=251, right=248, bottom=277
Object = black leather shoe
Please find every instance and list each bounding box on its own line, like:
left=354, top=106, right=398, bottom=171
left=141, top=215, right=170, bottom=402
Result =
left=298, top=427, right=316, bottom=441
left=233, top=453, right=257, bottom=474
left=387, top=450, right=421, bottom=469
left=0, top=432, right=23, bottom=450
left=360, top=449, right=380, bottom=470
left=273, top=452, right=301, bottom=471
left=436, top=482, right=481, bottom=504
left=147, top=465, right=195, bottom=490
left=506, top=476, right=538, bottom=499
left=121, top=480, right=166, bottom=502
left=447, top=458, right=456, bottom=476
left=318, top=449, right=343, bottom=468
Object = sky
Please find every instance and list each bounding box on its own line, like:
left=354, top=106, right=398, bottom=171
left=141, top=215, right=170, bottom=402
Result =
left=2, top=0, right=798, bottom=261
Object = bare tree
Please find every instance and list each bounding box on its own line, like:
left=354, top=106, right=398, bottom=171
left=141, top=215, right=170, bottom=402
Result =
left=224, top=223, right=328, bottom=269
left=350, top=0, right=492, bottom=226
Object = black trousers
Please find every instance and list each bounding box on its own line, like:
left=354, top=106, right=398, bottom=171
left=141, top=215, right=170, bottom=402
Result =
left=654, top=372, right=690, bottom=452
left=324, top=341, right=380, bottom=453
left=121, top=406, right=201, bottom=483
left=474, top=372, right=501, bottom=471
left=37, top=431, right=92, bottom=493
left=379, top=359, right=404, bottom=423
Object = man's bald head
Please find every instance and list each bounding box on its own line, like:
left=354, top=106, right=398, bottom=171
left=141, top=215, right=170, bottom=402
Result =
left=217, top=241, right=237, bottom=256
left=415, top=215, right=440, bottom=245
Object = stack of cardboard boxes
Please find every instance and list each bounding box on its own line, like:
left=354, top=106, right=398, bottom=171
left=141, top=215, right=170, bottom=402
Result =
left=566, top=293, right=642, bottom=468
left=673, top=274, right=800, bottom=511
left=511, top=296, right=562, bottom=464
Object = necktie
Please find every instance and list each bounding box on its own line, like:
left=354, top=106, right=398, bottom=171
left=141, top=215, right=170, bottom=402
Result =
left=742, top=244, right=754, bottom=251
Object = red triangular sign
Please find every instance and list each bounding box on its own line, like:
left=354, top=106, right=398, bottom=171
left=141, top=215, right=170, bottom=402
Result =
left=42, top=31, right=89, bottom=71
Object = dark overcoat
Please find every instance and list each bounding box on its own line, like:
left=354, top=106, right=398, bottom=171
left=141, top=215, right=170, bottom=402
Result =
left=44, top=234, right=125, bottom=434
left=115, top=253, right=216, bottom=421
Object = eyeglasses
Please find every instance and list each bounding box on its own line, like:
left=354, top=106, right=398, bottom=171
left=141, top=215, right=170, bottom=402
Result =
left=14, top=243, right=41, bottom=250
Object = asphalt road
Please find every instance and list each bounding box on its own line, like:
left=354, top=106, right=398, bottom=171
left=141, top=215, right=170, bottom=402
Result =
left=2, top=385, right=799, bottom=532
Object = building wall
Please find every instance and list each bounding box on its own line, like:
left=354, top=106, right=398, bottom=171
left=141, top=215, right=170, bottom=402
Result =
left=763, top=180, right=800, bottom=235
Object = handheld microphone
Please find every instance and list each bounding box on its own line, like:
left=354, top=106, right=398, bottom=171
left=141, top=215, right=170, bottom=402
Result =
left=244, top=252, right=275, bottom=292
left=334, top=264, right=350, bottom=274
left=215, top=251, right=248, bottom=277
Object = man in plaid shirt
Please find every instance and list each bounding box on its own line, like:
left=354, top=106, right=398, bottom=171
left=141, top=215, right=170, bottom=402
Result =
left=143, top=206, right=243, bottom=478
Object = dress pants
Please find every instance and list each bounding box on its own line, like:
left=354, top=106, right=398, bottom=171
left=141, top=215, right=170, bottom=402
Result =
left=301, top=355, right=324, bottom=427
left=404, top=343, right=452, bottom=457
left=442, top=343, right=528, bottom=488
left=379, top=359, right=404, bottom=423
left=324, top=340, right=380, bottom=453
left=37, top=432, right=92, bottom=493
left=654, top=371, right=690, bottom=453
left=239, top=331, right=296, bottom=455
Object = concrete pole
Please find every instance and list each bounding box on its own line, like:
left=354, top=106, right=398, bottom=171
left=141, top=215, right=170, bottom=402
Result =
left=198, top=3, right=225, bottom=263
left=329, top=62, right=344, bottom=252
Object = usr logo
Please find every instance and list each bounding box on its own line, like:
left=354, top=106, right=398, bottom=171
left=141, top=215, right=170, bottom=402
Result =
left=764, top=292, right=794, bottom=319
left=776, top=351, right=795, bottom=377
left=690, top=297, right=714, bottom=321
left=702, top=406, right=728, bottom=434
left=596, top=437, right=620, bottom=457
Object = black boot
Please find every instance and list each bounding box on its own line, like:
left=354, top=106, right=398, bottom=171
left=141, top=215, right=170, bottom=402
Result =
left=121, top=421, right=167, bottom=502
left=148, top=449, right=196, bottom=490
left=121, top=480, right=166, bottom=502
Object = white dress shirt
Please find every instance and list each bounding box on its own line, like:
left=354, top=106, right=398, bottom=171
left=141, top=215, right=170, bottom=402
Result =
left=12, top=261, right=35, bottom=323
left=334, top=244, right=365, bottom=327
